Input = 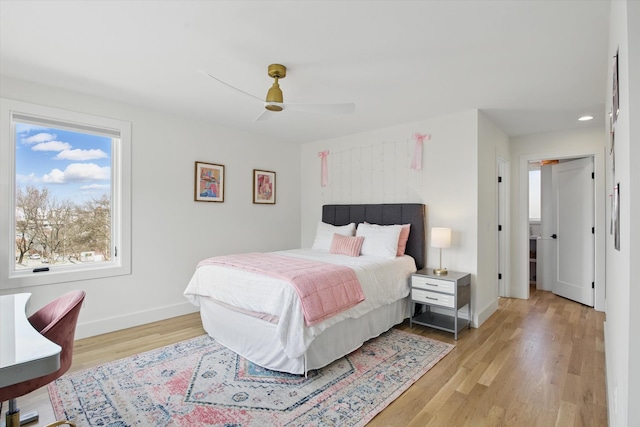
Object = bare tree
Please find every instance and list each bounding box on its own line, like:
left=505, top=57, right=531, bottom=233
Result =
left=82, top=194, right=111, bottom=261
left=15, top=186, right=111, bottom=266
left=15, top=186, right=49, bottom=264
left=39, top=198, right=74, bottom=264
left=64, top=194, right=111, bottom=261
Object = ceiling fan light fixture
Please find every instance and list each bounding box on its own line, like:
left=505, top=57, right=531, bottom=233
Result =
left=265, top=102, right=283, bottom=112
left=264, top=64, right=286, bottom=111
left=265, top=81, right=283, bottom=107
left=202, top=63, right=355, bottom=118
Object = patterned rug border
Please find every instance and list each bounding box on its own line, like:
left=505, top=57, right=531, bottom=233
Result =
left=49, top=328, right=454, bottom=426
left=355, top=330, right=454, bottom=426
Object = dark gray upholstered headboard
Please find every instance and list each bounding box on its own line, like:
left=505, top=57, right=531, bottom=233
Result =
left=322, top=204, right=426, bottom=270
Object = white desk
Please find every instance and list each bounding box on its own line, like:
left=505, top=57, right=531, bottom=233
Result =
left=0, top=293, right=61, bottom=388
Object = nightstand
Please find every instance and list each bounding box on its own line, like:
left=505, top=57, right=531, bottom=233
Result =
left=409, top=268, right=471, bottom=340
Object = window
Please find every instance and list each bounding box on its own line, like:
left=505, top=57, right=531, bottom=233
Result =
left=1, top=98, right=131, bottom=288
left=528, top=168, right=541, bottom=221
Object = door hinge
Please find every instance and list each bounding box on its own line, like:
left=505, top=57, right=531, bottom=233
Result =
left=592, top=282, right=595, bottom=289
left=115, top=246, right=118, bottom=257
left=591, top=172, right=594, bottom=179
left=592, top=227, right=595, bottom=234
left=498, top=176, right=502, bottom=183
left=498, top=224, right=502, bottom=231
left=499, top=273, right=502, bottom=280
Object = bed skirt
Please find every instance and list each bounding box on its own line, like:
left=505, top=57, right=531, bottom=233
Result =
left=198, top=296, right=411, bottom=375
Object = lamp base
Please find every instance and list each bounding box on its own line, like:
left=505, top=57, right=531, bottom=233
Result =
left=433, top=268, right=448, bottom=276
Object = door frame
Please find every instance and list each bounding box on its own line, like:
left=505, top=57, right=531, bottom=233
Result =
left=517, top=149, right=605, bottom=311
left=497, top=156, right=509, bottom=297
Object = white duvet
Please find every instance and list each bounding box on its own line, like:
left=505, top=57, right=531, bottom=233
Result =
left=183, top=248, right=416, bottom=359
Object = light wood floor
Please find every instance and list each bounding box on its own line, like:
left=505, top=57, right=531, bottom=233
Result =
left=7, top=286, right=607, bottom=427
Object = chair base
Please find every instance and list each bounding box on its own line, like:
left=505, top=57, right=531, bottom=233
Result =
left=4, top=408, right=75, bottom=427
left=4, top=408, right=37, bottom=427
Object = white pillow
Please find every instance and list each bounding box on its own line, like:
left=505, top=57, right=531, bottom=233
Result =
left=311, top=222, right=356, bottom=251
left=356, top=223, right=402, bottom=259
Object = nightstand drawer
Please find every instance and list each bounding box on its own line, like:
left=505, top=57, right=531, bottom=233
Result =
left=411, top=275, right=455, bottom=294
left=411, top=288, right=455, bottom=308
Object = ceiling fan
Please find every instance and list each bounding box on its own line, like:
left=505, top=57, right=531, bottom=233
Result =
left=202, top=64, right=355, bottom=121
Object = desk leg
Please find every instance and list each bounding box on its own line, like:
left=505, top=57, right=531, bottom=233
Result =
left=5, top=399, right=39, bottom=427
left=6, top=399, right=20, bottom=427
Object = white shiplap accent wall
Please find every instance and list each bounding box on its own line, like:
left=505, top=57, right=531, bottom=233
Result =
left=300, top=110, right=479, bottom=275
left=319, top=140, right=422, bottom=204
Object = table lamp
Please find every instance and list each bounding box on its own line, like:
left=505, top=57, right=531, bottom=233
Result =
left=431, top=227, right=451, bottom=275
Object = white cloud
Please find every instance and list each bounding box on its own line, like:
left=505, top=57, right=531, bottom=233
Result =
left=32, top=141, right=72, bottom=152
left=43, top=163, right=110, bottom=184
left=22, top=132, right=54, bottom=144
left=55, top=148, right=108, bottom=161
left=79, top=184, right=110, bottom=191
left=16, top=173, right=39, bottom=185
left=42, top=168, right=66, bottom=183
left=65, top=163, right=110, bottom=182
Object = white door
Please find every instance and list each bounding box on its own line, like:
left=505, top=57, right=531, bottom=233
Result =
left=551, top=157, right=594, bottom=306
left=538, top=164, right=555, bottom=291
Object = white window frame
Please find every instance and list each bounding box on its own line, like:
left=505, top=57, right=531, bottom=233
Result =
left=0, top=98, right=131, bottom=288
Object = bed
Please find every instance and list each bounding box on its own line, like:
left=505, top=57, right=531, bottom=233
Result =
left=184, top=203, right=426, bottom=375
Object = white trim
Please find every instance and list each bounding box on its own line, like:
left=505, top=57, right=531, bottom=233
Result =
left=76, top=302, right=198, bottom=340
left=516, top=149, right=605, bottom=311
left=497, top=156, right=510, bottom=297
left=476, top=298, right=499, bottom=328
left=0, top=98, right=132, bottom=289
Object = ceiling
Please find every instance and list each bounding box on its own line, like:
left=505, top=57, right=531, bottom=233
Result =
left=0, top=1, right=610, bottom=144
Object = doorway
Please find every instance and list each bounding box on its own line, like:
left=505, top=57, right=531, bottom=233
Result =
left=526, top=156, right=595, bottom=306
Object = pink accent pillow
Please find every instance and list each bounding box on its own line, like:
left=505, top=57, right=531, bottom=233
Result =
left=330, top=233, right=364, bottom=257
left=396, top=224, right=411, bottom=256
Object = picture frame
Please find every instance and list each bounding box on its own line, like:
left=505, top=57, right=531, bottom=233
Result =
left=612, top=51, right=619, bottom=125
left=253, top=169, right=276, bottom=204
left=195, top=161, right=224, bottom=202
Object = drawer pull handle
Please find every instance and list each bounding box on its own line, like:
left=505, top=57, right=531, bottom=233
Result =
left=426, top=296, right=438, bottom=301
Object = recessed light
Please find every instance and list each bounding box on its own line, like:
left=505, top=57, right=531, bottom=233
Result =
left=578, top=115, right=594, bottom=121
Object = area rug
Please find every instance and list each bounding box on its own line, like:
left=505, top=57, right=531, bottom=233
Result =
left=49, top=329, right=453, bottom=426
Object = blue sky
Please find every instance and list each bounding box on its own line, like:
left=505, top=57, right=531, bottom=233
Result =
left=15, top=123, right=112, bottom=204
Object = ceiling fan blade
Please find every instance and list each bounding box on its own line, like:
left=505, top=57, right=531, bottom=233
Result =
left=253, top=109, right=273, bottom=122
left=283, top=103, right=356, bottom=115
left=198, top=69, right=264, bottom=103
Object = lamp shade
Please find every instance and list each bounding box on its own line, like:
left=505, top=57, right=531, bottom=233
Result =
left=431, top=227, right=451, bottom=248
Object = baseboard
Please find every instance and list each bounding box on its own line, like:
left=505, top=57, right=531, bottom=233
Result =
left=604, top=320, right=615, bottom=427
left=75, top=301, right=199, bottom=339
left=475, top=298, right=498, bottom=328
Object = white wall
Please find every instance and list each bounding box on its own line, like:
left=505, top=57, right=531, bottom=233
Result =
left=605, top=1, right=639, bottom=425
left=300, top=109, right=506, bottom=327
left=508, top=127, right=606, bottom=309
left=0, top=76, right=301, bottom=339
left=477, top=112, right=511, bottom=324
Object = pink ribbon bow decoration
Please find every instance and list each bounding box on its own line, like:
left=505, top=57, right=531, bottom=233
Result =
left=410, top=133, right=430, bottom=170
left=318, top=150, right=329, bottom=187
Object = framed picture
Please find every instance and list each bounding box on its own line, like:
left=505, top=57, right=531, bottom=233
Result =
left=195, top=161, right=224, bottom=202
left=253, top=169, right=276, bottom=204
left=612, top=51, right=619, bottom=125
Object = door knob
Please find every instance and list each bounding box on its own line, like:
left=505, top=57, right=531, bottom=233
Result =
left=551, top=234, right=557, bottom=239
